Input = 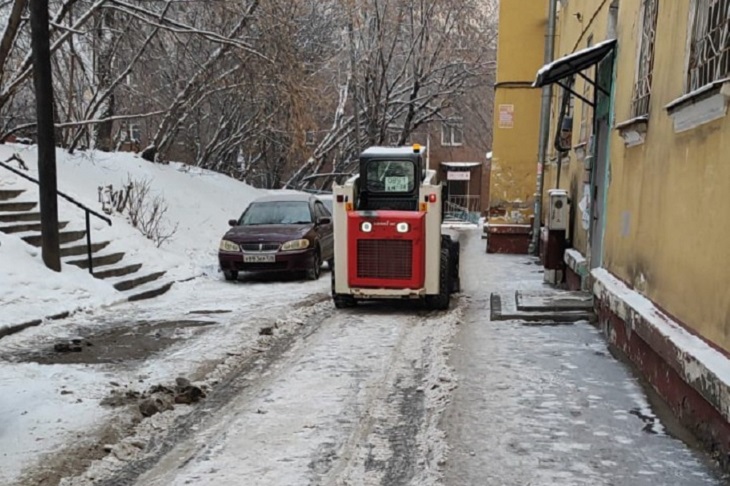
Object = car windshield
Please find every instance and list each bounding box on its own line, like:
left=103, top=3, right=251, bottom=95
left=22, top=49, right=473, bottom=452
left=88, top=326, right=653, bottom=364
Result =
left=321, top=199, right=333, bottom=213
left=240, top=201, right=312, bottom=225
left=365, top=160, right=415, bottom=193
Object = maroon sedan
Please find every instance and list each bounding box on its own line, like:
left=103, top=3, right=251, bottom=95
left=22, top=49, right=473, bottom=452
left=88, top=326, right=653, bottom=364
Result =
left=218, top=194, right=334, bottom=281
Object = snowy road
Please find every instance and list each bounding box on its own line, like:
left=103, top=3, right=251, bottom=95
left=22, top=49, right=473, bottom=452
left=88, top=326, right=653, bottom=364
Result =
left=0, top=270, right=332, bottom=485
left=92, top=300, right=461, bottom=485
left=3, top=230, right=728, bottom=485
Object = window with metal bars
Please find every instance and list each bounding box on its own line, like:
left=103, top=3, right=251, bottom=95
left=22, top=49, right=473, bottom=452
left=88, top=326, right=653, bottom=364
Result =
left=688, top=0, right=730, bottom=92
left=632, top=0, right=659, bottom=117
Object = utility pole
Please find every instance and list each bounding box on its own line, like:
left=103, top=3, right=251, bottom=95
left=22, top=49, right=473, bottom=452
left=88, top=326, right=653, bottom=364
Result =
left=30, top=0, right=61, bottom=271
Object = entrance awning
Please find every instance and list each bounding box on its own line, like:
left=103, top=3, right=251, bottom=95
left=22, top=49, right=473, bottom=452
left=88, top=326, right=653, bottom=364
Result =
left=533, top=38, right=616, bottom=106
left=440, top=162, right=481, bottom=169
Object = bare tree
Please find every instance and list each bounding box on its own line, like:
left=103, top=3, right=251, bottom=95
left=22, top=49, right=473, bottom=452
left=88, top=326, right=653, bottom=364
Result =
left=285, top=0, right=497, bottom=188
left=0, top=0, right=497, bottom=191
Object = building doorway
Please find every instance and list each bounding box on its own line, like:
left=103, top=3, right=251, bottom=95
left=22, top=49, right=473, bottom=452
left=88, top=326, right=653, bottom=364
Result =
left=441, top=162, right=482, bottom=223
left=589, top=53, right=615, bottom=268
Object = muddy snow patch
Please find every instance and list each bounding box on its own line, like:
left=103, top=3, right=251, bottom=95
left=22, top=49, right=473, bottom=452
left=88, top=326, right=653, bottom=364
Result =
left=55, top=300, right=333, bottom=486
left=14, top=319, right=216, bottom=365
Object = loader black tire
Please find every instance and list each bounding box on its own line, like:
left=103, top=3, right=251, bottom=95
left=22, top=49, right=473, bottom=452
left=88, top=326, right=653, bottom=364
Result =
left=426, top=246, right=451, bottom=311
left=331, top=269, right=356, bottom=309
left=450, top=239, right=461, bottom=293
left=441, top=235, right=461, bottom=294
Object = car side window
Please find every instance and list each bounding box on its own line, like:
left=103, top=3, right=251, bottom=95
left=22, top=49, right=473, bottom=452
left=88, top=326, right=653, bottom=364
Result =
left=315, top=202, right=330, bottom=217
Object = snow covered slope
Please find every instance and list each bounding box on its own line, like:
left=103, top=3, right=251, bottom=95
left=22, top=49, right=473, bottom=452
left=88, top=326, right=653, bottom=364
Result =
left=0, top=144, right=264, bottom=330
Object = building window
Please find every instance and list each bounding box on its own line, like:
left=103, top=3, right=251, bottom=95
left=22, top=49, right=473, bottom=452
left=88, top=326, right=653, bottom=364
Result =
left=441, top=118, right=463, bottom=146
left=556, top=79, right=575, bottom=153
left=129, top=124, right=141, bottom=143
left=632, top=0, right=659, bottom=117
left=579, top=36, right=594, bottom=143
left=305, top=130, right=317, bottom=146
left=120, top=122, right=141, bottom=143
left=688, top=0, right=730, bottom=92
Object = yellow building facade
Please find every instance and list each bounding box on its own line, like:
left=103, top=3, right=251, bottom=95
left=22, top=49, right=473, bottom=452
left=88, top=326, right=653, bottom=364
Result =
left=539, top=0, right=730, bottom=352
left=607, top=0, right=730, bottom=350
left=488, top=0, right=545, bottom=231
left=524, top=0, right=730, bottom=454
left=540, top=0, right=618, bottom=256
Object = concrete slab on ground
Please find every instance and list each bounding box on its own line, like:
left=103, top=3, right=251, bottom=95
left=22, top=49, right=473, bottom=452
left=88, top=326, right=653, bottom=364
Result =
left=516, top=289, right=593, bottom=312
left=491, top=289, right=594, bottom=323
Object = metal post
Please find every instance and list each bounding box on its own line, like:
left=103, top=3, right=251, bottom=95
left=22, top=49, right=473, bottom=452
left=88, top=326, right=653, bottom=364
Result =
left=85, top=211, right=93, bottom=274
left=30, top=0, right=61, bottom=271
left=529, top=0, right=558, bottom=255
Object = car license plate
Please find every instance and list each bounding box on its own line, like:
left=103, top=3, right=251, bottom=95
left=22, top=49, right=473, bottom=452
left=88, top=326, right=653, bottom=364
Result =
left=243, top=254, right=276, bottom=263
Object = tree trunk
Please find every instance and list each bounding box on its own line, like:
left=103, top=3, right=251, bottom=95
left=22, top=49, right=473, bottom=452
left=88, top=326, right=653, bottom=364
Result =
left=94, top=9, right=116, bottom=151
left=30, top=0, right=61, bottom=271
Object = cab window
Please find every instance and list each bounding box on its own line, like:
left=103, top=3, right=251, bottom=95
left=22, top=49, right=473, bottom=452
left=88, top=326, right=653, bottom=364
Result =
left=365, top=160, right=415, bottom=193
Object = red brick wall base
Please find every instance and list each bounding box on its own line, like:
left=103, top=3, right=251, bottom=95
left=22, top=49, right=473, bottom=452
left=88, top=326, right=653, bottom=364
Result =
left=596, top=303, right=730, bottom=468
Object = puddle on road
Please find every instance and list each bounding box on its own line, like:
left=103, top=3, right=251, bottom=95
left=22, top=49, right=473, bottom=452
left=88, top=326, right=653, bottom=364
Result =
left=18, top=320, right=216, bottom=365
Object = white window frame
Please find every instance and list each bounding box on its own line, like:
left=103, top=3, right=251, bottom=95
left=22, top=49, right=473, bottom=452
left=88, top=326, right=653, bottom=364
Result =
left=128, top=123, right=141, bottom=142
left=632, top=0, right=659, bottom=117
left=441, top=118, right=464, bottom=146
left=687, top=0, right=730, bottom=92
left=305, top=130, right=317, bottom=146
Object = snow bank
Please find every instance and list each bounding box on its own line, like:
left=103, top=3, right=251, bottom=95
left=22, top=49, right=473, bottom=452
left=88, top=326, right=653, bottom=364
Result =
left=0, top=144, right=265, bottom=328
left=0, top=232, right=120, bottom=330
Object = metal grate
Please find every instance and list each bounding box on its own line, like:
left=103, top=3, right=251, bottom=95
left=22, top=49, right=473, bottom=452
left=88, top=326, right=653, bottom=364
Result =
left=240, top=242, right=280, bottom=252
left=357, top=239, right=413, bottom=280
left=688, top=0, right=730, bottom=92
left=632, top=0, right=659, bottom=116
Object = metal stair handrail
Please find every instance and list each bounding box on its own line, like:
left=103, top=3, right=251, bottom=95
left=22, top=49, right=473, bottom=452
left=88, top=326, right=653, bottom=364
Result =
left=0, top=156, right=112, bottom=274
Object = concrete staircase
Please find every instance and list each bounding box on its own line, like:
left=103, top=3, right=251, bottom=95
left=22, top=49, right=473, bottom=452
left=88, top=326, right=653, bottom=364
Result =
left=0, top=188, right=173, bottom=301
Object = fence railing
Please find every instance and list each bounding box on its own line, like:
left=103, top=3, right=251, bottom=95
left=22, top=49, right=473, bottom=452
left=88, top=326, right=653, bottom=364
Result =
left=0, top=157, right=112, bottom=274
left=444, top=195, right=481, bottom=224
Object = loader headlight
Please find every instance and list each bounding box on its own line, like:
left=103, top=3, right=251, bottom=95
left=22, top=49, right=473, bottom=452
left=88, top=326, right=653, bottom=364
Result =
left=219, top=239, right=239, bottom=252
left=361, top=221, right=373, bottom=233
left=281, top=239, right=310, bottom=251
left=396, top=222, right=409, bottom=233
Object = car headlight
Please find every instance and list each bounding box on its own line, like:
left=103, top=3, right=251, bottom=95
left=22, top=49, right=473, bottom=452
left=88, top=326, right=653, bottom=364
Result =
left=281, top=239, right=310, bottom=251
left=361, top=221, right=373, bottom=233
left=396, top=222, right=409, bottom=233
left=219, top=239, right=239, bottom=252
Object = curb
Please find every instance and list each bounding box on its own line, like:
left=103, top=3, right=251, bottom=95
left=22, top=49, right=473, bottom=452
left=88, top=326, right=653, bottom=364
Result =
left=592, top=267, right=730, bottom=464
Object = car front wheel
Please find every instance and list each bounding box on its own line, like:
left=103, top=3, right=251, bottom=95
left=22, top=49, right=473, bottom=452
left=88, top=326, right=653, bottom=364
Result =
left=223, top=269, right=238, bottom=281
left=306, top=250, right=321, bottom=280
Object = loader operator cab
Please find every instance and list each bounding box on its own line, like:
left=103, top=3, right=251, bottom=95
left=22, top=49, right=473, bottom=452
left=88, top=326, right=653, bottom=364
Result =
left=357, top=148, right=425, bottom=212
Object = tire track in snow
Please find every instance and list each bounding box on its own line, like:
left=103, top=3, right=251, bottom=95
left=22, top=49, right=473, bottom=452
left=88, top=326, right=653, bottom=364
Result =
left=317, top=308, right=418, bottom=485
left=58, top=299, right=335, bottom=486
left=325, top=303, right=463, bottom=486
left=90, top=300, right=463, bottom=486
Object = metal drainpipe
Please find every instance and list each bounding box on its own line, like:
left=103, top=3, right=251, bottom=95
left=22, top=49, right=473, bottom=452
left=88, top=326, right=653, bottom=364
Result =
left=529, top=0, right=558, bottom=255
